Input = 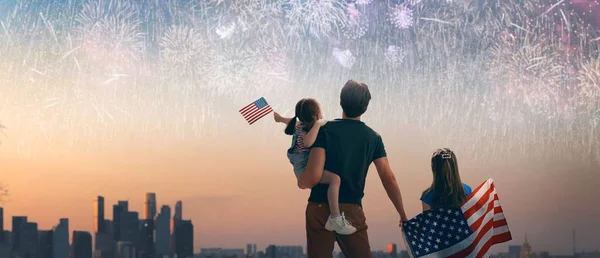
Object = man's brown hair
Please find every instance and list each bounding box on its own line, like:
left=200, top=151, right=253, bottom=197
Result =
left=340, top=80, right=371, bottom=118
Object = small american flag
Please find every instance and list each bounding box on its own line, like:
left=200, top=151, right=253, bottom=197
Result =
left=239, top=97, right=273, bottom=125
left=402, top=179, right=511, bottom=258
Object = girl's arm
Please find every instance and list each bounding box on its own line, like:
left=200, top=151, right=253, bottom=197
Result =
left=274, top=112, right=292, bottom=124
left=303, top=120, right=327, bottom=147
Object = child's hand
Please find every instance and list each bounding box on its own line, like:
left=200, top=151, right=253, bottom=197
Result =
left=315, top=119, right=327, bottom=127
left=274, top=112, right=282, bottom=122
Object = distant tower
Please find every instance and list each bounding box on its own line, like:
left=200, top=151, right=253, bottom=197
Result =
left=573, top=230, right=576, bottom=255
left=144, top=193, right=157, bottom=220
left=94, top=196, right=105, bottom=233
left=520, top=234, right=531, bottom=258
left=387, top=243, right=398, bottom=258
left=174, top=201, right=182, bottom=220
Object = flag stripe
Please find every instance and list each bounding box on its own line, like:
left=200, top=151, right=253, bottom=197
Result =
left=466, top=191, right=497, bottom=227
left=461, top=180, right=492, bottom=212
left=248, top=106, right=273, bottom=124
left=447, top=209, right=496, bottom=258
left=239, top=97, right=272, bottom=125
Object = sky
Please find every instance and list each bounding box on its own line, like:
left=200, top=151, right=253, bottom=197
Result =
left=1, top=0, right=600, bottom=255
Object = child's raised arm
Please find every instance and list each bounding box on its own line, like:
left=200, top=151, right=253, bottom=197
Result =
left=303, top=120, right=327, bottom=147
left=274, top=112, right=292, bottom=125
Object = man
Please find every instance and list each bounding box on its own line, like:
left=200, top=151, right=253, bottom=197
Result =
left=298, top=80, right=408, bottom=258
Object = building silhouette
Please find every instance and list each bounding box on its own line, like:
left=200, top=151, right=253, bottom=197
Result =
left=155, top=205, right=171, bottom=258
left=387, top=243, right=398, bottom=258
left=172, top=219, right=193, bottom=258
left=72, top=231, right=92, bottom=258
left=247, top=244, right=257, bottom=258
left=139, top=218, right=155, bottom=258
left=0, top=207, right=4, bottom=243
left=521, top=235, right=532, bottom=258
left=11, top=216, right=27, bottom=255
left=53, top=218, right=69, bottom=258
left=38, top=230, right=53, bottom=258
left=174, top=201, right=182, bottom=220
left=94, top=196, right=106, bottom=233
left=265, top=245, right=303, bottom=258
left=22, top=222, right=39, bottom=258
left=144, top=193, right=157, bottom=220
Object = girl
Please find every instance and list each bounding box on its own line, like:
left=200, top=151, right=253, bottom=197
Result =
left=421, top=148, right=472, bottom=211
left=273, top=98, right=356, bottom=235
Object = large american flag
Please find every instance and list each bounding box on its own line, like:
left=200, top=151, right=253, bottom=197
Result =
left=402, top=179, right=511, bottom=258
left=239, top=97, right=273, bottom=125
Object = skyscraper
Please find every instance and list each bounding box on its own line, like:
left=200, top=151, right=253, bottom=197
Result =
left=120, top=211, right=139, bottom=247
left=144, top=193, right=157, bottom=220
left=174, top=201, right=182, bottom=220
left=117, top=241, right=136, bottom=258
left=246, top=244, right=257, bottom=258
left=174, top=219, right=193, bottom=258
left=94, top=196, right=106, bottom=233
left=387, top=243, right=398, bottom=258
left=0, top=207, right=3, bottom=244
left=113, top=201, right=129, bottom=242
left=21, top=222, right=39, bottom=258
left=139, top=219, right=155, bottom=258
left=38, top=230, right=53, bottom=258
left=53, top=218, right=69, bottom=258
left=11, top=216, right=27, bottom=254
left=72, top=231, right=92, bottom=258
left=155, top=205, right=171, bottom=257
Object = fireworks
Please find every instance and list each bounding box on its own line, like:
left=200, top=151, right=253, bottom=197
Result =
left=342, top=3, right=368, bottom=40
left=388, top=4, right=414, bottom=30
left=487, top=36, right=571, bottom=117
left=332, top=47, right=356, bottom=69
left=577, top=58, right=600, bottom=113
left=284, top=0, right=348, bottom=38
left=355, top=0, right=372, bottom=5
left=159, top=25, right=212, bottom=84
left=385, top=45, right=405, bottom=68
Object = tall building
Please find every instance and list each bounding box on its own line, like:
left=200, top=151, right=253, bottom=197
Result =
left=508, top=245, right=522, bottom=258
left=247, top=244, right=257, bottom=258
left=94, top=196, right=106, bottom=233
left=38, top=230, right=53, bottom=258
left=138, top=219, right=155, bottom=258
left=387, top=243, right=398, bottom=258
left=173, top=220, right=193, bottom=258
left=72, top=231, right=93, bottom=258
left=144, top=193, right=157, bottom=220
left=21, top=222, right=39, bottom=258
left=520, top=235, right=531, bottom=258
left=95, top=231, right=114, bottom=258
left=53, top=218, right=69, bottom=258
left=11, top=216, right=27, bottom=255
left=120, top=211, right=139, bottom=247
left=113, top=201, right=129, bottom=242
left=174, top=201, right=182, bottom=220
left=155, top=205, right=171, bottom=257
left=0, top=207, right=3, bottom=243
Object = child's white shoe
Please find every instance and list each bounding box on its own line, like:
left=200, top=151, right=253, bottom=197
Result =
left=324, top=212, right=357, bottom=235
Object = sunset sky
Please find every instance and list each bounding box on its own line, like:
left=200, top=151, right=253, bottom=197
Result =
left=1, top=0, right=600, bottom=255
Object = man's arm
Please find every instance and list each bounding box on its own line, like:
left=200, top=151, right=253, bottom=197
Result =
left=374, top=157, right=408, bottom=221
left=297, top=147, right=326, bottom=189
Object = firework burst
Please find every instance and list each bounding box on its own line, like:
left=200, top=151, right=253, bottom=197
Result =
left=284, top=0, right=348, bottom=39
left=160, top=25, right=213, bottom=86
left=388, top=4, right=414, bottom=30
left=577, top=58, right=600, bottom=114
left=487, top=35, right=571, bottom=118
left=385, top=45, right=405, bottom=68
left=76, top=0, right=144, bottom=72
left=342, top=3, right=369, bottom=40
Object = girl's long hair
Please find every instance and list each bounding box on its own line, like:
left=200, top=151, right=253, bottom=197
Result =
left=423, top=148, right=467, bottom=208
left=284, top=98, right=321, bottom=135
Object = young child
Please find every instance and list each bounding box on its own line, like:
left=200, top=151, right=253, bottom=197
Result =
left=274, top=98, right=356, bottom=235
left=421, top=148, right=472, bottom=212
